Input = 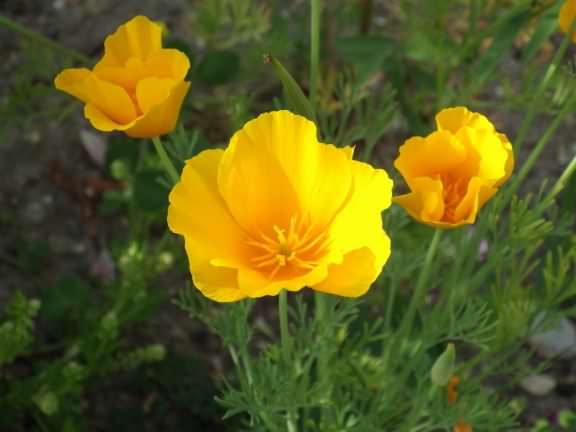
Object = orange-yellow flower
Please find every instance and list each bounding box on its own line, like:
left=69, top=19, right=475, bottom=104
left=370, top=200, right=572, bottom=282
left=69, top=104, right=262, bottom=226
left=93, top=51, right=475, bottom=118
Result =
left=559, top=0, right=576, bottom=42
left=54, top=16, right=190, bottom=138
left=167, top=110, right=393, bottom=302
left=393, top=107, right=514, bottom=228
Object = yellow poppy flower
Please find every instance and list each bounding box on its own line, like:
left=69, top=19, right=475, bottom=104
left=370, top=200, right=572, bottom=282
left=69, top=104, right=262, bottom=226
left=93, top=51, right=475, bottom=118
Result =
left=168, top=111, right=393, bottom=302
left=559, top=0, right=576, bottom=42
left=393, top=107, right=514, bottom=229
left=54, top=15, right=190, bottom=138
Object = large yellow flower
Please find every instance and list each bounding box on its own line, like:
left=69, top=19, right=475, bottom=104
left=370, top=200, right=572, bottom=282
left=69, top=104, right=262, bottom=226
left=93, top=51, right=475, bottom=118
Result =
left=54, top=16, right=190, bottom=138
left=394, top=107, right=514, bottom=229
left=168, top=111, right=393, bottom=302
left=559, top=0, right=576, bottom=42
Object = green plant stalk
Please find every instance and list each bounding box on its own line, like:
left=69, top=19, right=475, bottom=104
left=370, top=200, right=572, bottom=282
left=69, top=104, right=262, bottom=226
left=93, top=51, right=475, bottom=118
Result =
left=505, top=87, right=576, bottom=201
left=514, top=24, right=574, bottom=153
left=310, top=0, right=321, bottom=116
left=278, top=289, right=297, bottom=432
left=0, top=14, right=91, bottom=64
left=152, top=136, right=180, bottom=185
left=315, top=291, right=329, bottom=427
left=543, top=153, right=576, bottom=204
left=398, top=229, right=443, bottom=339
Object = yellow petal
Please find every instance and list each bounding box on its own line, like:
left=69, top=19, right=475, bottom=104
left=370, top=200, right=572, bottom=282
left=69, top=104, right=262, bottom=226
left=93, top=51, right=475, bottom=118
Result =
left=56, top=69, right=137, bottom=126
left=393, top=177, right=445, bottom=224
left=84, top=104, right=137, bottom=132
left=125, top=80, right=190, bottom=138
left=219, top=111, right=353, bottom=231
left=145, top=49, right=191, bottom=81
left=98, top=15, right=163, bottom=67
left=54, top=68, right=93, bottom=102
left=168, top=149, right=249, bottom=302
left=560, top=0, right=576, bottom=42
left=435, top=106, right=494, bottom=134
left=237, top=264, right=329, bottom=298
left=497, top=132, right=515, bottom=187
left=315, top=160, right=392, bottom=297
left=94, top=49, right=190, bottom=91
left=135, top=77, right=176, bottom=113
left=456, top=127, right=508, bottom=182
left=313, top=238, right=390, bottom=297
left=453, top=177, right=497, bottom=224
left=394, top=131, right=467, bottom=180
left=184, top=238, right=245, bottom=302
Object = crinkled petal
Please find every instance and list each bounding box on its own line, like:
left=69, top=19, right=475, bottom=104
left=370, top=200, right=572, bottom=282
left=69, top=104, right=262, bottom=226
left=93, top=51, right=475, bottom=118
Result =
left=394, top=131, right=467, bottom=179
left=315, top=160, right=392, bottom=297
left=435, top=106, right=495, bottom=134
left=313, top=237, right=390, bottom=298
left=98, top=15, right=163, bottom=67
left=125, top=80, right=190, bottom=138
left=393, top=177, right=445, bottom=224
left=220, top=111, right=352, bottom=231
left=168, top=149, right=249, bottom=301
left=456, top=127, right=508, bottom=183
left=496, top=133, right=515, bottom=187
left=453, top=176, right=497, bottom=224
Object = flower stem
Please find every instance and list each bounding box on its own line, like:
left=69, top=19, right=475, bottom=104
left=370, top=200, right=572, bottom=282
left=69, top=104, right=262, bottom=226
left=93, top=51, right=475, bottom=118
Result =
left=505, top=86, right=576, bottom=201
left=279, top=289, right=297, bottom=432
left=0, top=14, right=91, bottom=64
left=399, top=229, right=442, bottom=338
left=152, top=136, right=180, bottom=185
left=279, top=289, right=291, bottom=366
left=514, top=23, right=573, bottom=153
left=310, top=0, right=321, bottom=115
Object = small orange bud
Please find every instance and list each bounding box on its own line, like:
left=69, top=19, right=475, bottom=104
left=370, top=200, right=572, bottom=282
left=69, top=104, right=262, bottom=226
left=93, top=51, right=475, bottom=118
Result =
left=454, top=419, right=473, bottom=432
left=447, top=375, right=461, bottom=405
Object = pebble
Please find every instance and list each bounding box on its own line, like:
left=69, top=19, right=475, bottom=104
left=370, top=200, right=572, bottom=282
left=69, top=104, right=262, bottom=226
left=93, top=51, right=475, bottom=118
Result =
left=519, top=374, right=557, bottom=396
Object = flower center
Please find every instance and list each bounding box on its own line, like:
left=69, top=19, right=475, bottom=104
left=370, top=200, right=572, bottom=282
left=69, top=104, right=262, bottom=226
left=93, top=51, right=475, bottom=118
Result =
left=440, top=174, right=468, bottom=222
left=246, top=215, right=331, bottom=280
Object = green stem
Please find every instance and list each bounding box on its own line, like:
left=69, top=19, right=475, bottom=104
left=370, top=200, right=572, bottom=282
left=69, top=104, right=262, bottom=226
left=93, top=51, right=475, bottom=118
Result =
left=504, top=87, right=576, bottom=201
left=514, top=24, right=573, bottom=153
left=543, top=153, right=576, bottom=205
left=278, top=289, right=297, bottom=432
left=310, top=0, right=321, bottom=115
left=279, top=289, right=291, bottom=366
left=0, top=14, right=91, bottom=64
left=398, top=229, right=443, bottom=338
left=152, top=136, right=180, bottom=185
left=315, top=292, right=328, bottom=426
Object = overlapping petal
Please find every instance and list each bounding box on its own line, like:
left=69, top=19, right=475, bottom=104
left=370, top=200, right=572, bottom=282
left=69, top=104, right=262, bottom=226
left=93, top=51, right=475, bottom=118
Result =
left=393, top=107, right=513, bottom=228
left=54, top=15, right=190, bottom=138
left=168, top=111, right=393, bottom=301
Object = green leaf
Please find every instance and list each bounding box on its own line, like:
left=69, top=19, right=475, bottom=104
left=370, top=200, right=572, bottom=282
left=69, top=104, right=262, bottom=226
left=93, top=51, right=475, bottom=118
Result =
left=195, top=50, right=240, bottom=86
left=266, top=55, right=314, bottom=120
left=522, top=8, right=558, bottom=63
left=133, top=170, right=168, bottom=212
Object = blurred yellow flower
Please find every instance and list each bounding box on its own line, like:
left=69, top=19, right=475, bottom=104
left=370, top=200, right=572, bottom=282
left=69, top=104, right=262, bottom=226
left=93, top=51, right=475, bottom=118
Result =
left=54, top=15, right=190, bottom=138
left=559, top=0, right=576, bottom=42
left=394, top=107, right=514, bottom=229
left=168, top=111, right=393, bottom=302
